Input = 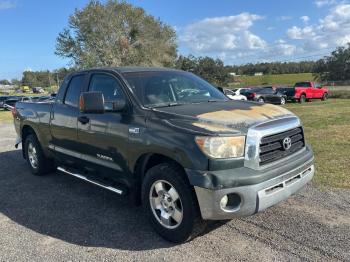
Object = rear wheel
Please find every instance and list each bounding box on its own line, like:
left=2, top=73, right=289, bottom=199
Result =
left=280, top=97, right=286, bottom=105
left=24, top=134, right=54, bottom=175
left=299, top=94, right=306, bottom=103
left=142, top=163, right=205, bottom=243
left=258, top=97, right=264, bottom=103
left=322, top=93, right=328, bottom=101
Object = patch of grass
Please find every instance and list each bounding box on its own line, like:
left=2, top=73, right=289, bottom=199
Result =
left=229, top=73, right=314, bottom=87
left=328, top=89, right=350, bottom=99
left=285, top=99, right=350, bottom=188
left=0, top=110, right=13, bottom=123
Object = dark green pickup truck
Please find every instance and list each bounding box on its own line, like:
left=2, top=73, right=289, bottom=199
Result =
left=13, top=67, right=314, bottom=242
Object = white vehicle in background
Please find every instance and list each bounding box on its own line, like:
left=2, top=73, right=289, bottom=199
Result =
left=224, top=88, right=247, bottom=100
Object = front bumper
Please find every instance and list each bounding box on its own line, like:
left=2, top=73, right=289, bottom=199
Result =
left=190, top=145, right=314, bottom=220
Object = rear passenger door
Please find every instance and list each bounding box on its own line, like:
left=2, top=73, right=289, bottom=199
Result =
left=77, top=72, right=131, bottom=181
left=50, top=74, right=87, bottom=165
left=261, top=88, right=277, bottom=103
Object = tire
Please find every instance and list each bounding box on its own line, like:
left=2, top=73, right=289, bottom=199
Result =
left=322, top=93, right=328, bottom=101
left=141, top=163, right=205, bottom=243
left=280, top=97, right=286, bottom=105
left=258, top=97, right=264, bottom=103
left=24, top=134, right=54, bottom=176
left=299, top=94, right=306, bottom=103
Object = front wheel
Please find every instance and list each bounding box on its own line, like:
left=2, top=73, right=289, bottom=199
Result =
left=257, top=97, right=264, bottom=103
left=142, top=163, right=205, bottom=243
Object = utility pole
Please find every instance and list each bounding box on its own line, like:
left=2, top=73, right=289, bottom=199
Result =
left=56, top=73, right=60, bottom=87
left=48, top=72, right=52, bottom=88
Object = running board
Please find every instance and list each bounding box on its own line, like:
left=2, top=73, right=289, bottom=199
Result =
left=57, top=167, right=123, bottom=195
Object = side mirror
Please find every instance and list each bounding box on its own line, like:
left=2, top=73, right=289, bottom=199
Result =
left=79, top=92, right=105, bottom=114
left=106, top=98, right=126, bottom=112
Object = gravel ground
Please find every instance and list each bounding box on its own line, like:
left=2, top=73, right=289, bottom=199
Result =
left=0, top=123, right=349, bottom=262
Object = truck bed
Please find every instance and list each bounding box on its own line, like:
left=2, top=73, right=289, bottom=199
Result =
left=277, top=87, right=295, bottom=100
left=14, top=101, right=53, bottom=149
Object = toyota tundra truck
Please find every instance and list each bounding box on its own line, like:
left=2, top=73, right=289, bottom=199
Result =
left=12, top=67, right=315, bottom=243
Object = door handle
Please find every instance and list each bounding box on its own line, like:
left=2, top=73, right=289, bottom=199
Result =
left=78, top=116, right=90, bottom=125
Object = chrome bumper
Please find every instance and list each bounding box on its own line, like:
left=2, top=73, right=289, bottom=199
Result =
left=195, top=163, right=314, bottom=220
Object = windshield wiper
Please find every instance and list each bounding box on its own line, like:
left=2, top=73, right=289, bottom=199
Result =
left=151, top=102, right=186, bottom=108
left=191, top=99, right=223, bottom=104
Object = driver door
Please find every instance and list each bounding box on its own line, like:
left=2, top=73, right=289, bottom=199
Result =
left=77, top=72, right=131, bottom=181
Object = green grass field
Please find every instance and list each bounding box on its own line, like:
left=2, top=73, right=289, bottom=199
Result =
left=0, top=99, right=349, bottom=188
left=286, top=99, right=350, bottom=189
left=230, top=73, right=314, bottom=87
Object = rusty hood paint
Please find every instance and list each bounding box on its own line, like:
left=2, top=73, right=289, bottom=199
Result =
left=153, top=101, right=295, bottom=135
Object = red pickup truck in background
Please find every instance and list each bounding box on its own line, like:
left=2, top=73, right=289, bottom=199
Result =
left=293, top=81, right=328, bottom=103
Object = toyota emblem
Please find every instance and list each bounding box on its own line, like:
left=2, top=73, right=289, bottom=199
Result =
left=282, top=137, right=292, bottom=150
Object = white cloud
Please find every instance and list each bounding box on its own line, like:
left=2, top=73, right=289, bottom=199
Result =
left=278, top=16, right=292, bottom=21
left=287, top=26, right=316, bottom=39
left=314, top=0, right=337, bottom=8
left=300, top=16, right=310, bottom=23
left=273, top=39, right=297, bottom=56
left=287, top=4, right=350, bottom=51
left=179, top=13, right=266, bottom=55
left=178, top=4, right=350, bottom=64
left=0, top=0, right=16, bottom=10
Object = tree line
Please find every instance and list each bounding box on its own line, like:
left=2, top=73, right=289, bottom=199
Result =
left=226, top=61, right=317, bottom=76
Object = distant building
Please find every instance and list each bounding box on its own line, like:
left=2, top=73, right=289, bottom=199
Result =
left=0, top=84, right=15, bottom=89
left=254, top=72, right=263, bottom=76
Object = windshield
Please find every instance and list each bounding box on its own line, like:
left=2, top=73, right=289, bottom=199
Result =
left=122, top=71, right=228, bottom=108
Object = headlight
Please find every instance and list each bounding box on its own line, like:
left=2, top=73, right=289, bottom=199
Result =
left=195, top=136, right=245, bottom=159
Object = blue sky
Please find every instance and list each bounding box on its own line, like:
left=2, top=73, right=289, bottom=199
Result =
left=1, top=0, right=349, bottom=79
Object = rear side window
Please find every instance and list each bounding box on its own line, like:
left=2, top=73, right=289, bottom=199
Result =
left=295, top=82, right=311, bottom=87
left=64, top=75, right=85, bottom=107
left=261, top=88, right=274, bottom=94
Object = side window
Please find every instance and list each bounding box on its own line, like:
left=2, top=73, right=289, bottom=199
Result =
left=64, top=75, right=85, bottom=107
left=261, top=88, right=272, bottom=94
left=88, top=73, right=125, bottom=109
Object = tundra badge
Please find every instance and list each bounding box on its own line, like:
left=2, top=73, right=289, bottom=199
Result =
left=129, top=127, right=140, bottom=134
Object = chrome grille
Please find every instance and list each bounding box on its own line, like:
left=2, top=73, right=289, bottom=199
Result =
left=259, top=127, right=305, bottom=165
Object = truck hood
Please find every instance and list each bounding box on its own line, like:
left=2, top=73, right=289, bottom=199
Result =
left=153, top=100, right=295, bottom=135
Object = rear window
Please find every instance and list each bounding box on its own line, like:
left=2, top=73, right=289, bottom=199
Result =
left=295, top=82, right=311, bottom=87
left=64, top=75, right=85, bottom=107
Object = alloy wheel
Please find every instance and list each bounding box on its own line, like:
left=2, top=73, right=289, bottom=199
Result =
left=27, top=142, right=38, bottom=169
left=149, top=180, right=183, bottom=229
